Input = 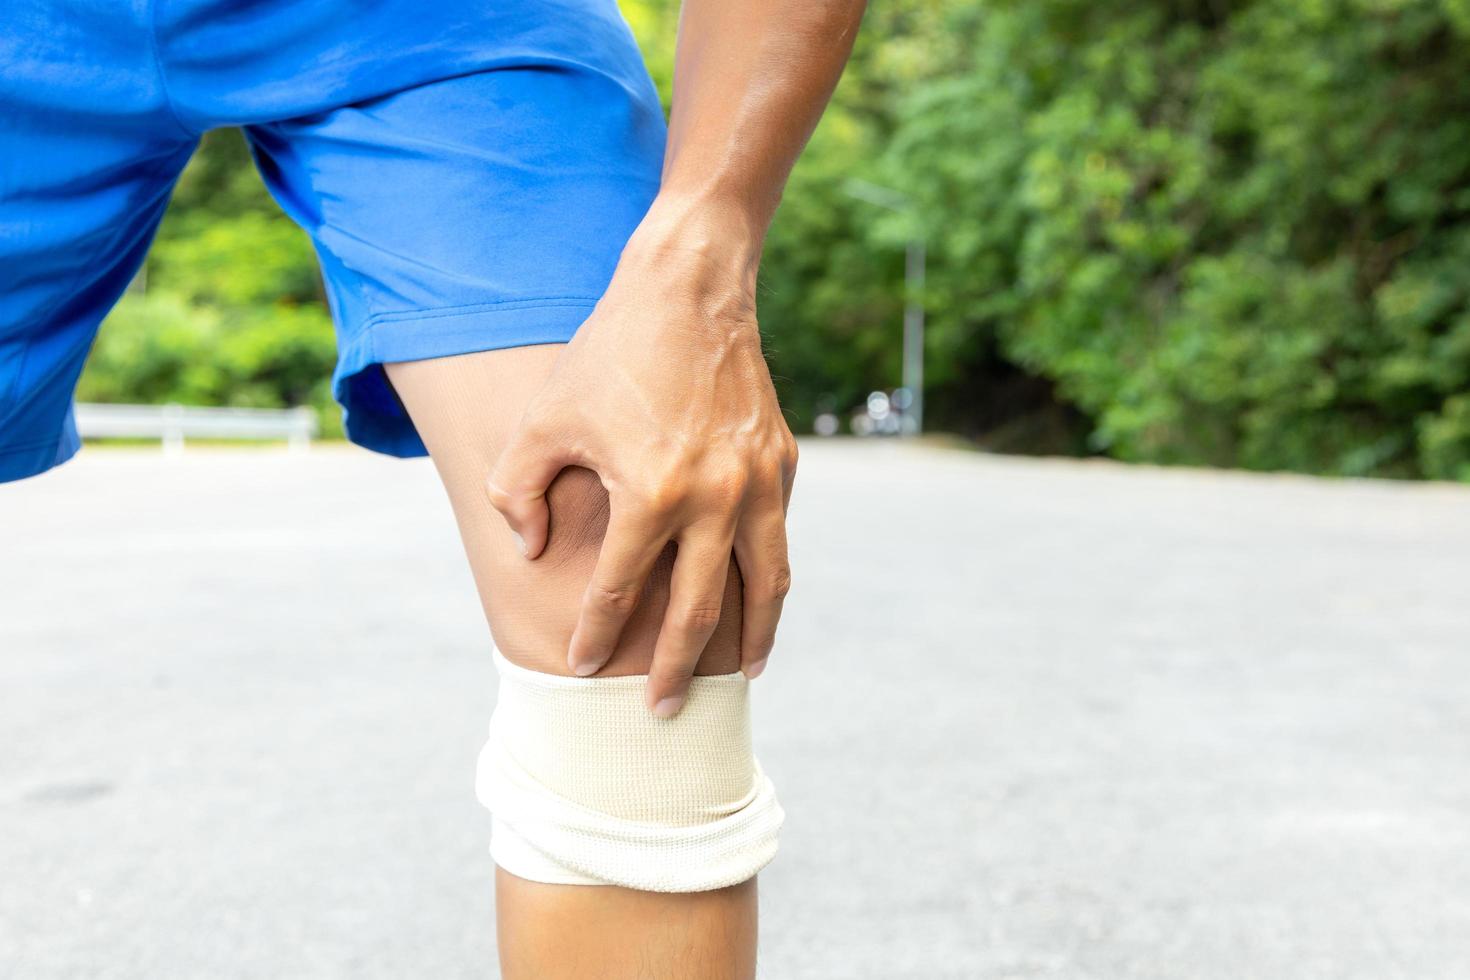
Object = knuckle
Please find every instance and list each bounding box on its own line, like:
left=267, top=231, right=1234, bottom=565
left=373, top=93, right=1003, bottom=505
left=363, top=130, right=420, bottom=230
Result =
left=639, top=478, right=686, bottom=517
left=762, top=565, right=793, bottom=602
left=749, top=456, right=783, bottom=489
left=709, top=467, right=749, bottom=506
left=485, top=479, right=514, bottom=512
left=673, top=603, right=724, bottom=636
left=590, top=583, right=640, bottom=615
left=747, top=438, right=796, bottom=492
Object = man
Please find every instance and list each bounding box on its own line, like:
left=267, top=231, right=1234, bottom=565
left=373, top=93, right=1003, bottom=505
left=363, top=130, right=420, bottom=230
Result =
left=1, top=0, right=863, bottom=974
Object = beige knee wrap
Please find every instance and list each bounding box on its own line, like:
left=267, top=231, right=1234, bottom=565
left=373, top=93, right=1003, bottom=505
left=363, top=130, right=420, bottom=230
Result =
left=475, top=647, right=784, bottom=893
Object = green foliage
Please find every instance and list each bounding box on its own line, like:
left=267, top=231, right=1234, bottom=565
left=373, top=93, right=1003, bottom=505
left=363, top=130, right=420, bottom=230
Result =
left=867, top=0, right=1470, bottom=477
left=81, top=130, right=341, bottom=436
left=78, top=1, right=1470, bottom=479
left=79, top=291, right=342, bottom=436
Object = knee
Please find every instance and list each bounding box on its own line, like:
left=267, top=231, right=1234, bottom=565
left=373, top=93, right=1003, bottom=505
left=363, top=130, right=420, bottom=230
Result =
left=485, top=466, right=743, bottom=677
left=481, top=630, right=783, bottom=894
left=478, top=477, right=781, bottom=894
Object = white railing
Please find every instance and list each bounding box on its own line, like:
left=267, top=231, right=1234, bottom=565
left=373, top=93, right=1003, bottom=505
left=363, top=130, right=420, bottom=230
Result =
left=74, top=403, right=318, bottom=454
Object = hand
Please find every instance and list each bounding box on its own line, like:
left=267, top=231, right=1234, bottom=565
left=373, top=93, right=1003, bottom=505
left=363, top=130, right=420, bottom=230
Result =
left=485, top=204, right=798, bottom=716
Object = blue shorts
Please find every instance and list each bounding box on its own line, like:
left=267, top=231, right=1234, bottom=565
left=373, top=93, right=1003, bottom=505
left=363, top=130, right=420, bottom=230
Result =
left=0, top=0, right=666, bottom=482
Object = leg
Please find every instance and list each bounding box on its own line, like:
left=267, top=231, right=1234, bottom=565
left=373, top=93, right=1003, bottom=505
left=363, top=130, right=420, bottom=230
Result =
left=495, top=869, right=755, bottom=980
left=386, top=346, right=758, bottom=980
left=239, top=30, right=765, bottom=973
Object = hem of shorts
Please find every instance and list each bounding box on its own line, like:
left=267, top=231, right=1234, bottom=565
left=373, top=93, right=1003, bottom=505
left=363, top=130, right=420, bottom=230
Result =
left=335, top=298, right=600, bottom=459
left=0, top=429, right=81, bottom=484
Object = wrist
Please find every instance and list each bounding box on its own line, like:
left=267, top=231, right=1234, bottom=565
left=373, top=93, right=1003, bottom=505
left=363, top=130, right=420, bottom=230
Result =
left=619, top=190, right=766, bottom=294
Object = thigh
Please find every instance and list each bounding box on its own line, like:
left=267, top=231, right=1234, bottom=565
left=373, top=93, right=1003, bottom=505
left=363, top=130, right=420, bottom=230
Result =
left=385, top=346, right=743, bottom=677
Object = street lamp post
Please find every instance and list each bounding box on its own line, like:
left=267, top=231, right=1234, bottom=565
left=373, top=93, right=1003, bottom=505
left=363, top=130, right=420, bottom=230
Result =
left=844, top=178, right=925, bottom=436
left=902, top=237, right=925, bottom=436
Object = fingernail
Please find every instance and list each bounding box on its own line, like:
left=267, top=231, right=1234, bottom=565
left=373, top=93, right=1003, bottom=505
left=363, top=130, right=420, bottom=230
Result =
left=571, top=659, right=601, bottom=677
left=652, top=695, right=684, bottom=719
left=510, top=531, right=526, bottom=557
left=744, top=658, right=768, bottom=680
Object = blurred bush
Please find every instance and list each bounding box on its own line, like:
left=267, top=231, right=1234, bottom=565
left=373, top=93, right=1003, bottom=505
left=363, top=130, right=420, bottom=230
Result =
left=82, top=0, right=1470, bottom=479
left=79, top=130, right=343, bottom=437
left=805, top=0, right=1470, bottom=479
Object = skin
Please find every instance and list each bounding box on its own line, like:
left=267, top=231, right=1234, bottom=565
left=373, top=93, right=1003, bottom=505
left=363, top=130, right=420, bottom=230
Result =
left=386, top=345, right=744, bottom=682
left=497, top=871, right=757, bottom=980
left=389, top=0, right=865, bottom=975
left=486, top=0, right=867, bottom=715
left=389, top=345, right=753, bottom=979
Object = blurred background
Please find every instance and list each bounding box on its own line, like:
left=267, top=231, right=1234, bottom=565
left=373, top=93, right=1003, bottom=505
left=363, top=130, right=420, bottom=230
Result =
left=8, top=2, right=1470, bottom=979
left=79, top=0, right=1470, bottom=482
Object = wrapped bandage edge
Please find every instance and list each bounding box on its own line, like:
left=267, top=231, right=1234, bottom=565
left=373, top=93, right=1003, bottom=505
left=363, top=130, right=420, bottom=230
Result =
left=476, top=646, right=784, bottom=893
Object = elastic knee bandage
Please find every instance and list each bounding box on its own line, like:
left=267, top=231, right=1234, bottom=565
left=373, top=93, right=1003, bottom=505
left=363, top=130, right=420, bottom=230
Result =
left=476, top=648, right=784, bottom=893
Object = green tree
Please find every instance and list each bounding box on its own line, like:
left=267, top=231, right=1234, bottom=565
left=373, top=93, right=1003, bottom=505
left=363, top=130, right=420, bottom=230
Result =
left=878, top=0, right=1470, bottom=478
left=81, top=130, right=342, bottom=435
left=80, top=1, right=1470, bottom=480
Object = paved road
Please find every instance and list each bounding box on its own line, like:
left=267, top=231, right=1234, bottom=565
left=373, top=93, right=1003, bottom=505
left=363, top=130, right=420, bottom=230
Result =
left=2, top=443, right=1468, bottom=979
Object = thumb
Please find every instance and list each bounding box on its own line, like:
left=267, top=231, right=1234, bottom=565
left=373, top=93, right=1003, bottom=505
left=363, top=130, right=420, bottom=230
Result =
left=486, top=419, right=568, bottom=560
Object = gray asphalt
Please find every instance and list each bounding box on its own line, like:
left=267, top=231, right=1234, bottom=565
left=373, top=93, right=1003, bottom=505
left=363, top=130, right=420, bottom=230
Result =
left=2, top=442, right=1468, bottom=979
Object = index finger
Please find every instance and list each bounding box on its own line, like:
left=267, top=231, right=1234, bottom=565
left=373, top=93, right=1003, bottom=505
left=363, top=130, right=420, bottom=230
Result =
left=567, top=507, right=668, bottom=676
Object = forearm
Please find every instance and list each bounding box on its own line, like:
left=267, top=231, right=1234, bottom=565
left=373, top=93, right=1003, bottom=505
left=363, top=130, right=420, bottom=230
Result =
left=628, top=0, right=866, bottom=281
left=487, top=0, right=819, bottom=715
